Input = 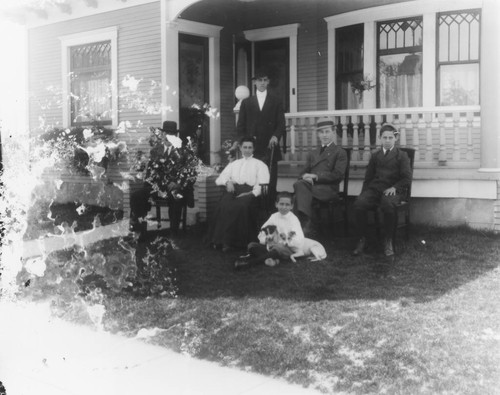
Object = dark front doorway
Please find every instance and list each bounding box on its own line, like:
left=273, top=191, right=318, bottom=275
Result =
left=179, top=33, right=210, bottom=164
left=254, top=38, right=290, bottom=112
left=335, top=23, right=364, bottom=110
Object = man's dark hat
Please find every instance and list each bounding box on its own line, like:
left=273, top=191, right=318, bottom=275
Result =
left=251, top=67, right=270, bottom=80
left=159, top=120, right=178, bottom=135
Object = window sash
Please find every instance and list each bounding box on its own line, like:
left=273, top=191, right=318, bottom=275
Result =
left=377, top=17, right=423, bottom=108
left=437, top=9, right=480, bottom=106
left=69, top=40, right=112, bottom=126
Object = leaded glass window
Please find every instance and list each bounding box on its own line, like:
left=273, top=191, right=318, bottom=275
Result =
left=70, top=40, right=112, bottom=126
left=438, top=9, right=480, bottom=106
left=377, top=17, right=423, bottom=108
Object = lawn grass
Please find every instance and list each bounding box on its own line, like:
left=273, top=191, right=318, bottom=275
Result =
left=98, top=225, right=499, bottom=393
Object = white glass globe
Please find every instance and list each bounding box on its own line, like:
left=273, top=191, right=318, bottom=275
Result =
left=235, top=85, right=250, bottom=101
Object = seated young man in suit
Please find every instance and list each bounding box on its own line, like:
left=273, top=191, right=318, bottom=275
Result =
left=293, top=117, right=348, bottom=236
left=352, top=123, right=412, bottom=257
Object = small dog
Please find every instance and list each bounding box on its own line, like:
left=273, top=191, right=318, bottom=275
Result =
left=260, top=225, right=286, bottom=249
left=286, top=231, right=327, bottom=262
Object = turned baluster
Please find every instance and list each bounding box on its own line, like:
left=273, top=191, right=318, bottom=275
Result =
left=423, top=112, right=433, bottom=163
left=362, top=114, right=371, bottom=161
left=351, top=115, right=360, bottom=161
left=452, top=112, right=461, bottom=162
left=466, top=111, right=474, bottom=162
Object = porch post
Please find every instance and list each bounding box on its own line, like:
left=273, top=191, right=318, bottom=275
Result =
left=422, top=13, right=436, bottom=107
left=162, top=18, right=180, bottom=125
left=363, top=21, right=376, bottom=109
left=479, top=0, right=500, bottom=172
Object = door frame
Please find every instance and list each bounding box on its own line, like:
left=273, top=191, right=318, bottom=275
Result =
left=243, top=23, right=299, bottom=113
left=163, top=17, right=222, bottom=164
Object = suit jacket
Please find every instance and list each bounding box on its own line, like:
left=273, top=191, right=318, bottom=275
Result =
left=362, top=147, right=412, bottom=193
left=236, top=92, right=286, bottom=163
left=300, top=143, right=348, bottom=201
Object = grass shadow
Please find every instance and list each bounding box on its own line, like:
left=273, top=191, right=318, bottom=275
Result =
left=140, top=223, right=500, bottom=304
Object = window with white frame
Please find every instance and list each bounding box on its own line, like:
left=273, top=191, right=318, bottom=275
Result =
left=70, top=40, right=112, bottom=126
left=437, top=9, right=480, bottom=106
left=377, top=17, right=423, bottom=108
left=60, top=27, right=118, bottom=127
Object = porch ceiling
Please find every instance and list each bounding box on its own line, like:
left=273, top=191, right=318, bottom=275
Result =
left=1, top=0, right=411, bottom=26
left=179, top=0, right=410, bottom=29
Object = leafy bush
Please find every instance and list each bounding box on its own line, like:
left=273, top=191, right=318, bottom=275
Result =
left=16, top=236, right=178, bottom=307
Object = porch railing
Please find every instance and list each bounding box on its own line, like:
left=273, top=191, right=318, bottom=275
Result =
left=284, top=106, right=481, bottom=168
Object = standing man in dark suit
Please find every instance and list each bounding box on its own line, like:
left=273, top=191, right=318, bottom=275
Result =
left=293, top=117, right=348, bottom=236
left=236, top=68, right=286, bottom=204
left=352, top=123, right=412, bottom=257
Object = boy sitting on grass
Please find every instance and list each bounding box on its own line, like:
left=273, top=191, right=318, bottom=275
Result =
left=234, top=192, right=304, bottom=269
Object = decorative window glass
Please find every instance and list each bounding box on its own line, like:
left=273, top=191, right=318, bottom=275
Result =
left=437, top=9, right=480, bottom=106
left=70, top=41, right=112, bottom=126
left=377, top=17, right=423, bottom=108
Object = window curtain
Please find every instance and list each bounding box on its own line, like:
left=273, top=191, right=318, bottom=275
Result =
left=71, top=72, right=111, bottom=123
left=379, top=53, right=422, bottom=108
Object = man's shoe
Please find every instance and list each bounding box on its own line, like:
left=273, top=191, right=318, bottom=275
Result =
left=264, top=258, right=279, bottom=267
left=234, top=258, right=250, bottom=270
left=384, top=238, right=394, bottom=257
left=352, top=237, right=366, bottom=256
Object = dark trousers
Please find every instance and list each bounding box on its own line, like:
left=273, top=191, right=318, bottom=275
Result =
left=353, top=189, right=403, bottom=238
left=268, top=161, right=278, bottom=206
left=130, top=185, right=185, bottom=232
left=255, top=150, right=278, bottom=207
left=243, top=242, right=281, bottom=266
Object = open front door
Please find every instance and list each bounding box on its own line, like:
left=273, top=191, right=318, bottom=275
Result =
left=254, top=38, right=290, bottom=113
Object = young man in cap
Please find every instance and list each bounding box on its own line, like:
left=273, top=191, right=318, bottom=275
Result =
left=293, top=117, right=347, bottom=236
left=236, top=67, right=286, bottom=203
left=352, top=123, right=412, bottom=257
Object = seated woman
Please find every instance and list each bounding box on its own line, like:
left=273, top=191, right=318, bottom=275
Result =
left=208, top=137, right=270, bottom=252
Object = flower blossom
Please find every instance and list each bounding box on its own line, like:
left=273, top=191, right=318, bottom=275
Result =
left=122, top=75, right=142, bottom=92
left=83, top=128, right=93, bottom=140
left=166, top=134, right=182, bottom=149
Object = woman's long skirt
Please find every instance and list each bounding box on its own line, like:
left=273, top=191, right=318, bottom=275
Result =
left=209, top=184, right=259, bottom=248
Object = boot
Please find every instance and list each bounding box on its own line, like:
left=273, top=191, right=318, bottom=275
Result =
left=384, top=237, right=394, bottom=257
left=353, top=237, right=366, bottom=256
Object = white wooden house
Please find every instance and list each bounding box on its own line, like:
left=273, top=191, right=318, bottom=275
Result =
left=7, top=0, right=500, bottom=231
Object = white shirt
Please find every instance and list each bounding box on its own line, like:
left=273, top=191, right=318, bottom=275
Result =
left=256, top=90, right=267, bottom=110
left=258, top=211, right=304, bottom=245
left=215, top=156, right=270, bottom=196
left=321, top=141, right=333, bottom=150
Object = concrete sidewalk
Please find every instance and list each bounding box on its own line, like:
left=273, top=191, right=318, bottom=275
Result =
left=0, top=302, right=321, bottom=395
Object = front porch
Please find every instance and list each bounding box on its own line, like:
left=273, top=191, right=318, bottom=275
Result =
left=272, top=106, right=499, bottom=230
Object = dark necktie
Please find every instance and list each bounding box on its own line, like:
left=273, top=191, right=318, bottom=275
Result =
left=320, top=145, right=326, bottom=154
left=384, top=149, right=390, bottom=157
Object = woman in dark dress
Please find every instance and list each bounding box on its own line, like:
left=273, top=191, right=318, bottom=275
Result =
left=208, top=137, right=270, bottom=251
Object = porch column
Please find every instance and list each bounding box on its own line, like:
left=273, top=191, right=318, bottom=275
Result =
left=422, top=12, right=436, bottom=107
left=479, top=0, right=500, bottom=172
left=362, top=21, right=376, bottom=109
left=163, top=19, right=180, bottom=125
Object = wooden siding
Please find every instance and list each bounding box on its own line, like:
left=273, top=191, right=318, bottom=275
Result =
left=28, top=2, right=163, bottom=214
left=28, top=2, right=162, bottom=142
